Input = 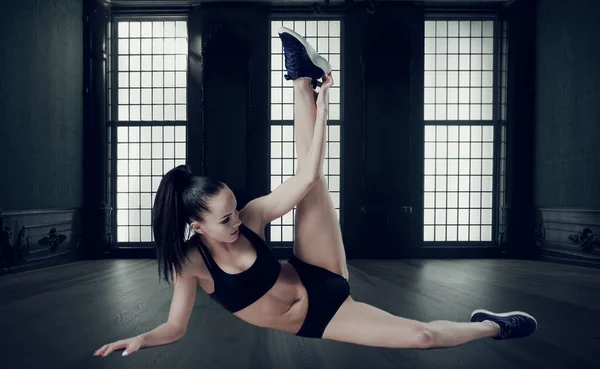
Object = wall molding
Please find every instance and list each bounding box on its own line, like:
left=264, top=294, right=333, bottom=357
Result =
left=3, top=208, right=77, bottom=216
left=538, top=207, right=600, bottom=213
left=0, top=208, right=81, bottom=275
left=537, top=207, right=600, bottom=268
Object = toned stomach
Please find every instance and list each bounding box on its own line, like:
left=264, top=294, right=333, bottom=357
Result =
left=198, top=261, right=309, bottom=334
left=233, top=262, right=308, bottom=334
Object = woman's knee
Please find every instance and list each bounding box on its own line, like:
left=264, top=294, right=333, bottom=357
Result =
left=409, top=324, right=437, bottom=349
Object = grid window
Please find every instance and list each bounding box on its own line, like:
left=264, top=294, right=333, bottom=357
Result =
left=114, top=20, right=188, bottom=243
left=270, top=20, right=342, bottom=121
left=269, top=19, right=342, bottom=243
left=116, top=126, right=187, bottom=242
left=424, top=20, right=494, bottom=121
left=117, top=21, right=188, bottom=122
left=423, top=125, right=494, bottom=242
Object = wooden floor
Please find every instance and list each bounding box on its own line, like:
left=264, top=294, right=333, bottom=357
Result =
left=1, top=258, right=599, bottom=369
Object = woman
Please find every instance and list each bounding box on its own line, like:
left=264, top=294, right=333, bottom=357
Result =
left=94, top=27, right=537, bottom=358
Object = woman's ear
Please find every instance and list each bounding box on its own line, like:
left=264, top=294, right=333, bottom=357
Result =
left=190, top=221, right=204, bottom=235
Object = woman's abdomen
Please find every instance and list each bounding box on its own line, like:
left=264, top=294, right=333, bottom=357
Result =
left=234, top=262, right=308, bottom=333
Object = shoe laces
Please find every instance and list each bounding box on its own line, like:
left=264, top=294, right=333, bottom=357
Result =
left=498, top=315, right=529, bottom=339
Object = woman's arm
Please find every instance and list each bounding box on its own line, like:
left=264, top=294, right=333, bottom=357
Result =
left=241, top=74, right=333, bottom=226
left=95, top=270, right=198, bottom=357
left=136, top=321, right=187, bottom=348
left=138, top=272, right=197, bottom=346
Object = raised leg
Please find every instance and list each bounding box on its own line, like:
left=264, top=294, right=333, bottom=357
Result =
left=322, top=297, right=500, bottom=348
left=292, top=79, right=348, bottom=279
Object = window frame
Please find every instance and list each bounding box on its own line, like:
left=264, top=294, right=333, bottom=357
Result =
left=421, top=13, right=505, bottom=246
left=109, top=14, right=190, bottom=248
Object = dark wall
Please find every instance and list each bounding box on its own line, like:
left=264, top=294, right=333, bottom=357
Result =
left=0, top=0, right=83, bottom=211
left=502, top=0, right=537, bottom=258
left=535, top=0, right=600, bottom=209
left=188, top=5, right=270, bottom=209
left=343, top=3, right=422, bottom=258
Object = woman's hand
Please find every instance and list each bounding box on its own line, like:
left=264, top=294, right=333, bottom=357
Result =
left=94, top=335, right=144, bottom=357
left=315, top=73, right=334, bottom=106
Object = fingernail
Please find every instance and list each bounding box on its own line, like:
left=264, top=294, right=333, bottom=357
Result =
left=122, top=351, right=128, bottom=356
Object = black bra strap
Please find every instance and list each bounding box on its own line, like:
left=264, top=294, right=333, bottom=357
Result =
left=196, top=242, right=214, bottom=271
left=239, top=223, right=263, bottom=246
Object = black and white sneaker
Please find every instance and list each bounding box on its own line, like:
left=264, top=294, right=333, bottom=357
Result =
left=278, top=26, right=332, bottom=86
left=471, top=309, right=538, bottom=340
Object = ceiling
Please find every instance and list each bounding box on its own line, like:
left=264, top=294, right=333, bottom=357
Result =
left=108, top=0, right=512, bottom=5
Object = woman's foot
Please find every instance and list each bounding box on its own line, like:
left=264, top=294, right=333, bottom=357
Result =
left=278, top=26, right=331, bottom=87
left=470, top=309, right=538, bottom=340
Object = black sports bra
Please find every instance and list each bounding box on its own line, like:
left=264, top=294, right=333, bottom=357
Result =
left=195, top=223, right=281, bottom=313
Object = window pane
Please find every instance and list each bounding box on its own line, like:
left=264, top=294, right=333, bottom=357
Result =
left=423, top=125, right=494, bottom=242
left=117, top=20, right=188, bottom=122
left=115, top=20, right=189, bottom=243
left=424, top=20, right=495, bottom=121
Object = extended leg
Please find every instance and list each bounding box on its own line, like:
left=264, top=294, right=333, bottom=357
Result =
left=277, top=26, right=347, bottom=278
left=292, top=79, right=348, bottom=279
left=320, top=298, right=539, bottom=349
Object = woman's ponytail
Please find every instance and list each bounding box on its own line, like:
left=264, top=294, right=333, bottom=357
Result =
left=152, top=165, right=193, bottom=284
left=152, top=165, right=225, bottom=284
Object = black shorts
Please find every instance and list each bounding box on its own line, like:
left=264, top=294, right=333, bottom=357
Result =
left=288, top=254, right=351, bottom=339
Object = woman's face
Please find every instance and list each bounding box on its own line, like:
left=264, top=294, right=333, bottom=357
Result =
left=191, top=186, right=241, bottom=243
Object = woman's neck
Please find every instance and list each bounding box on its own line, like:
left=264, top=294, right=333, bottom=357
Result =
left=197, top=233, right=236, bottom=254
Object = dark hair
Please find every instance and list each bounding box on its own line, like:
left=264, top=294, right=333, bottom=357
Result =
left=152, top=164, right=225, bottom=284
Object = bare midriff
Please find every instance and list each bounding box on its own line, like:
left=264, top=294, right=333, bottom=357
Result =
left=197, top=260, right=309, bottom=335
left=233, top=262, right=309, bottom=334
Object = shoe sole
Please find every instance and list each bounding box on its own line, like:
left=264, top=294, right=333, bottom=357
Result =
left=471, top=309, right=538, bottom=327
left=278, top=26, right=332, bottom=76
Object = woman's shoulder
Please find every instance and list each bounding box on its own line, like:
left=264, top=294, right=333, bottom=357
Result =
left=183, top=237, right=211, bottom=280
left=239, top=206, right=266, bottom=240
